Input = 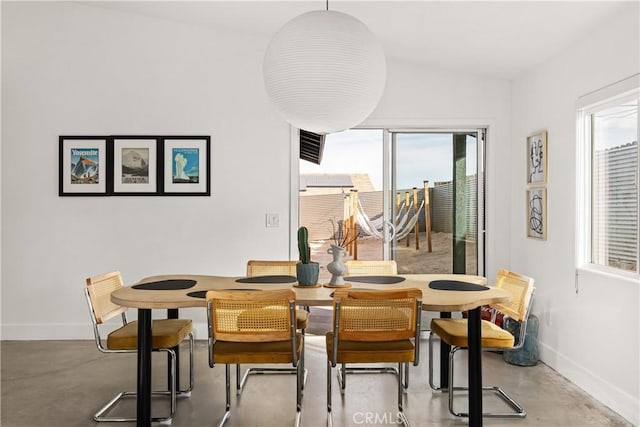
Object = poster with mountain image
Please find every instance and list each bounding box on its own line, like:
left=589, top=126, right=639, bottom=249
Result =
left=121, top=148, right=149, bottom=184
left=70, top=148, right=99, bottom=184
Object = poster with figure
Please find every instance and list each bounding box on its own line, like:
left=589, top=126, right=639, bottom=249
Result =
left=527, top=130, right=547, bottom=185
left=162, top=137, right=210, bottom=195
left=172, top=148, right=199, bottom=183
left=59, top=136, right=107, bottom=195
left=526, top=187, right=546, bottom=240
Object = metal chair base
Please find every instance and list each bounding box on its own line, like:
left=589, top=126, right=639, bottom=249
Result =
left=328, top=361, right=411, bottom=427
left=428, top=331, right=527, bottom=418
left=447, top=385, right=527, bottom=418
left=236, top=331, right=306, bottom=394
left=237, top=366, right=308, bottom=395
left=220, top=362, right=303, bottom=427
left=337, top=364, right=409, bottom=395
left=93, top=332, right=195, bottom=424
left=93, top=390, right=174, bottom=424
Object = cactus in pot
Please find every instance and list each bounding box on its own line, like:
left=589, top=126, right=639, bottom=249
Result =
left=296, top=226, right=319, bottom=285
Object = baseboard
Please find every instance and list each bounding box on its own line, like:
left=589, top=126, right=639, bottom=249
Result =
left=539, top=341, right=639, bottom=425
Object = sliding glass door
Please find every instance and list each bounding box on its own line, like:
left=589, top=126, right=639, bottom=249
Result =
left=298, top=128, right=485, bottom=278
left=391, top=131, right=484, bottom=275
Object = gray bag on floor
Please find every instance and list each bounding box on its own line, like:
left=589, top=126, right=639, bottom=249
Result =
left=503, top=314, right=539, bottom=366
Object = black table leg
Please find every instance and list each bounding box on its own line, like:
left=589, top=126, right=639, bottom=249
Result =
left=468, top=306, right=482, bottom=427
left=137, top=309, right=152, bottom=427
left=167, top=309, right=180, bottom=391
left=439, top=311, right=452, bottom=390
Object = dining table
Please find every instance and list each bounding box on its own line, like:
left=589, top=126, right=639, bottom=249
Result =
left=111, top=273, right=510, bottom=427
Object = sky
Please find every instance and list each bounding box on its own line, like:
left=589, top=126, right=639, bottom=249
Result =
left=299, top=129, right=478, bottom=191
left=593, top=99, right=638, bottom=150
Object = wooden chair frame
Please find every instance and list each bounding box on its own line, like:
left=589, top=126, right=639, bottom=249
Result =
left=234, top=260, right=308, bottom=394
left=85, top=271, right=194, bottom=423
left=428, top=269, right=535, bottom=418
left=327, top=288, right=422, bottom=427
left=207, top=289, right=303, bottom=427
left=340, top=260, right=409, bottom=382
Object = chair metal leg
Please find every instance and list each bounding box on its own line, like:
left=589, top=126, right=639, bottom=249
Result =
left=397, top=363, right=411, bottom=427
left=337, top=363, right=346, bottom=395
left=327, top=360, right=333, bottom=427
left=448, top=346, right=527, bottom=418
left=93, top=348, right=177, bottom=423
left=215, top=365, right=232, bottom=427
left=428, top=331, right=446, bottom=392
left=178, top=332, right=195, bottom=396
left=236, top=368, right=308, bottom=396
left=236, top=331, right=308, bottom=395
left=295, top=358, right=302, bottom=427
left=339, top=363, right=406, bottom=393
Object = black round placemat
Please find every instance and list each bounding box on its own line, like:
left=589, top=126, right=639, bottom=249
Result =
left=236, top=275, right=297, bottom=284
left=429, top=280, right=488, bottom=291
left=344, top=276, right=406, bottom=284
left=187, top=288, right=261, bottom=299
left=132, top=279, right=197, bottom=290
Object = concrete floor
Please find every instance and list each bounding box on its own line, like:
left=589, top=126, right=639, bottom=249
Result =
left=1, top=319, right=631, bottom=427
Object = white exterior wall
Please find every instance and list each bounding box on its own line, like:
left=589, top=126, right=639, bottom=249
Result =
left=511, top=5, right=639, bottom=424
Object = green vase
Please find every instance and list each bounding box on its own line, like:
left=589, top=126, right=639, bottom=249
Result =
left=296, top=262, right=319, bottom=286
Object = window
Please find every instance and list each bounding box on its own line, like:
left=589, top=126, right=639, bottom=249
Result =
left=579, top=77, right=639, bottom=275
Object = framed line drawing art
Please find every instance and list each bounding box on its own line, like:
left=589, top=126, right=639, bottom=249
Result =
left=526, top=187, right=547, bottom=240
left=59, top=136, right=108, bottom=196
left=162, top=136, right=210, bottom=195
left=526, top=130, right=547, bottom=185
left=112, top=136, right=159, bottom=195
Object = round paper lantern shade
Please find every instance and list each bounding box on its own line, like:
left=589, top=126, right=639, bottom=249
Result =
left=263, top=10, right=386, bottom=134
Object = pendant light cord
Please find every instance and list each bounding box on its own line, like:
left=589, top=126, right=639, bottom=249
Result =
left=326, top=0, right=329, bottom=11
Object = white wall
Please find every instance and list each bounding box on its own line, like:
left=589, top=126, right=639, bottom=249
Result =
left=1, top=2, right=294, bottom=337
left=511, top=4, right=639, bottom=424
left=3, top=0, right=637, bottom=423
left=1, top=1, right=512, bottom=342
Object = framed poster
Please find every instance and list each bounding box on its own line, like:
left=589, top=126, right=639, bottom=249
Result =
left=162, top=136, right=210, bottom=195
left=59, top=136, right=108, bottom=196
left=112, top=137, right=159, bottom=195
left=526, top=187, right=547, bottom=240
left=526, top=130, right=547, bottom=185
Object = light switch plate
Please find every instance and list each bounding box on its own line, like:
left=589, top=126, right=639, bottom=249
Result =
left=266, top=213, right=279, bottom=228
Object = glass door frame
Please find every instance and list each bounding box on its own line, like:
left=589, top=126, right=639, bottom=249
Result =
left=386, top=128, right=486, bottom=276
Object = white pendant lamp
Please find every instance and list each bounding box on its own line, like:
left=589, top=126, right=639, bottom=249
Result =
left=263, top=9, right=386, bottom=134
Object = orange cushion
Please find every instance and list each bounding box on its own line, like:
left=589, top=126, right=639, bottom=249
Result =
left=107, top=319, right=192, bottom=350
left=430, top=318, right=514, bottom=349
left=325, top=332, right=415, bottom=364
left=213, top=332, right=303, bottom=364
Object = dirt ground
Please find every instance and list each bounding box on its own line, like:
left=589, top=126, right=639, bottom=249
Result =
left=310, top=231, right=477, bottom=281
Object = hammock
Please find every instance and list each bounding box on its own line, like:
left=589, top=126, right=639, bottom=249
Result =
left=394, top=200, right=425, bottom=240
left=356, top=199, right=424, bottom=242
left=359, top=200, right=407, bottom=232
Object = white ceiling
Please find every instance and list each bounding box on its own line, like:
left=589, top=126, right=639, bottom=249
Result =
left=91, top=1, right=633, bottom=79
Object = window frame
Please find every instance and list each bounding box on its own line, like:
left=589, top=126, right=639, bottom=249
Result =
left=576, top=75, right=639, bottom=279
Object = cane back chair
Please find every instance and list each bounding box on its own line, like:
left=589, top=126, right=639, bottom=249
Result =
left=428, top=269, right=535, bottom=418
left=233, top=260, right=309, bottom=393
left=207, top=289, right=303, bottom=427
left=85, top=271, right=194, bottom=423
left=326, top=288, right=422, bottom=427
